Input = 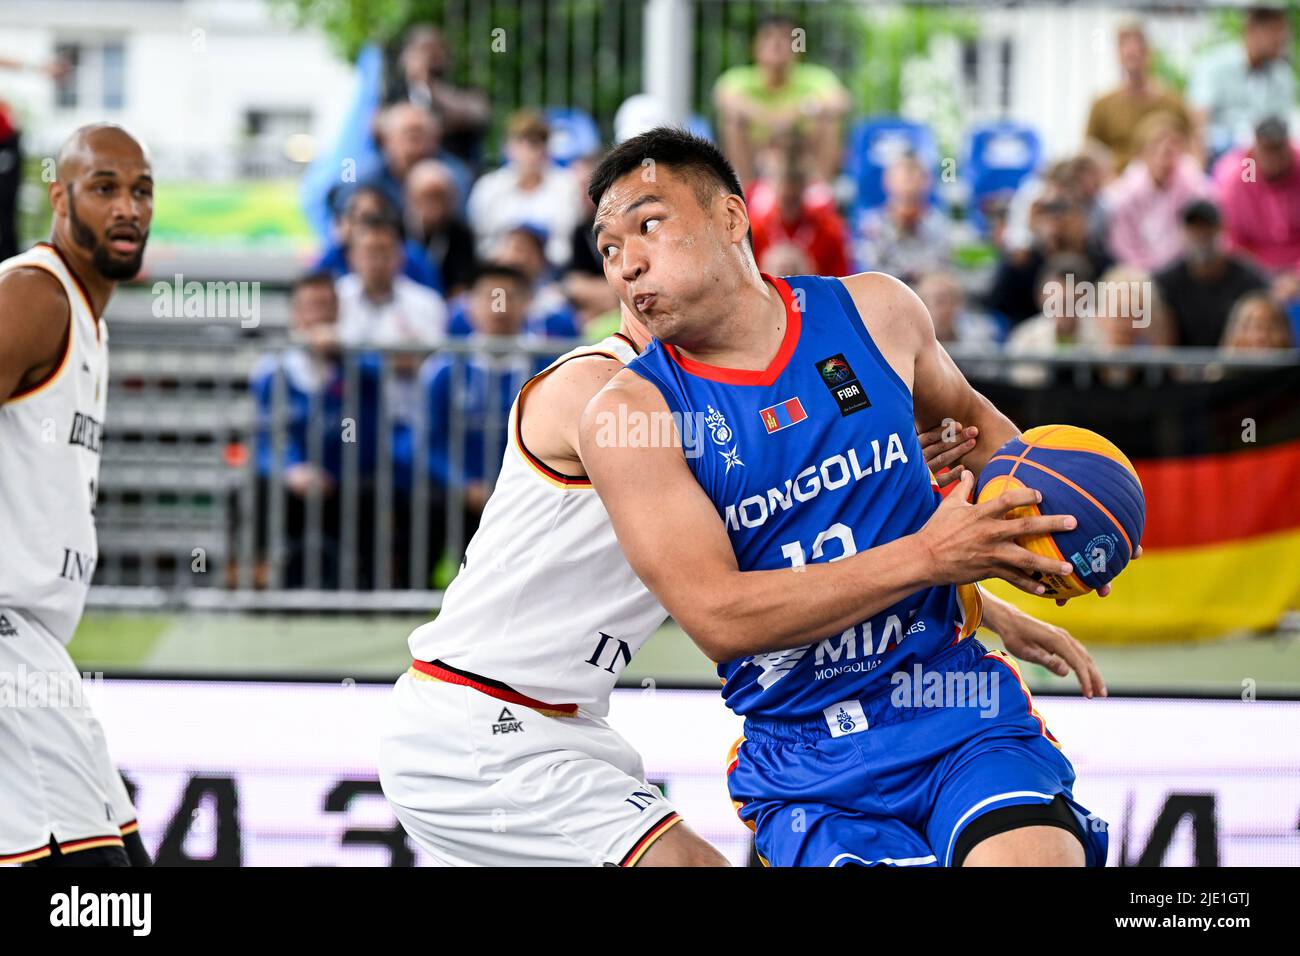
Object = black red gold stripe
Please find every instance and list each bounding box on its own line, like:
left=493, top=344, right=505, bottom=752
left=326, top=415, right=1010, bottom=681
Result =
left=0, top=843, right=53, bottom=865
left=618, top=812, right=682, bottom=867
left=512, top=349, right=624, bottom=488
left=409, top=658, right=579, bottom=717
left=59, top=834, right=126, bottom=855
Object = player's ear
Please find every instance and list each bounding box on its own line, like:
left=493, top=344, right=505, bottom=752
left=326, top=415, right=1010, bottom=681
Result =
left=48, top=179, right=67, bottom=216
left=722, top=193, right=750, bottom=246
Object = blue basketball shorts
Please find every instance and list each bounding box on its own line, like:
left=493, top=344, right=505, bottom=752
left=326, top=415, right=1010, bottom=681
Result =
left=725, top=637, right=1108, bottom=867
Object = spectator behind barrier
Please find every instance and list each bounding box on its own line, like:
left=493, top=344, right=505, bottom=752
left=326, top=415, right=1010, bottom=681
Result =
left=489, top=224, right=580, bottom=339
left=1221, top=291, right=1296, bottom=351
left=337, top=214, right=448, bottom=349
left=986, top=173, right=1113, bottom=325
left=713, top=12, right=850, bottom=186
left=1155, top=199, right=1268, bottom=347
left=385, top=23, right=490, bottom=170
left=316, top=184, right=440, bottom=290
left=1103, top=111, right=1211, bottom=272
left=1212, top=117, right=1300, bottom=274
left=854, top=152, right=951, bottom=286
left=249, top=272, right=382, bottom=588
left=349, top=102, right=473, bottom=221
left=1086, top=264, right=1172, bottom=387
left=1004, top=253, right=1103, bottom=387
left=1189, top=5, right=1295, bottom=159
left=748, top=137, right=851, bottom=277
left=467, top=110, right=581, bottom=268
left=1085, top=19, right=1195, bottom=173
left=405, top=159, right=477, bottom=297
left=916, top=271, right=1004, bottom=347
left=418, top=263, right=550, bottom=570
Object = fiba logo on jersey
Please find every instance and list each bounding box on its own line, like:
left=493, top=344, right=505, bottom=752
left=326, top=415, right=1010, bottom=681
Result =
left=818, top=355, right=854, bottom=386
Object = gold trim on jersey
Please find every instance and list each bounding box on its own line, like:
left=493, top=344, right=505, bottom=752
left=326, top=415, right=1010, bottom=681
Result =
left=509, top=348, right=626, bottom=490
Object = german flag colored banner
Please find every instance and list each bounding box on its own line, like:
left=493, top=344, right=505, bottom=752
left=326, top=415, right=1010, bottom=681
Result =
left=968, top=365, right=1300, bottom=643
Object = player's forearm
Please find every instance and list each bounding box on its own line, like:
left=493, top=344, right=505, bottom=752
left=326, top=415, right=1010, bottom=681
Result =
left=678, top=533, right=935, bottom=663
left=958, top=391, right=1019, bottom=478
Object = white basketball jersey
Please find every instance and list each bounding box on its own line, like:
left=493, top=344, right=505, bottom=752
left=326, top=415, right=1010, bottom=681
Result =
left=407, top=334, right=668, bottom=717
left=0, top=243, right=108, bottom=644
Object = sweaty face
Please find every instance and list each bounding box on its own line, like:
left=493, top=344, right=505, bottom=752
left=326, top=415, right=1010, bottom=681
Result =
left=64, top=150, right=153, bottom=281
left=593, top=167, right=742, bottom=344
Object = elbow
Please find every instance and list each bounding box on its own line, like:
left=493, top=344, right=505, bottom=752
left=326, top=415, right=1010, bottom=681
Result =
left=676, top=593, right=775, bottom=665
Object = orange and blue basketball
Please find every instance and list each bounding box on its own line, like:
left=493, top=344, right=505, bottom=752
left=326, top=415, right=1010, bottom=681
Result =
left=975, top=425, right=1145, bottom=598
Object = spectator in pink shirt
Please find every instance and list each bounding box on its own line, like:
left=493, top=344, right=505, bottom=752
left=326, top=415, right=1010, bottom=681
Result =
left=1104, top=112, right=1210, bottom=271
left=1213, top=118, right=1300, bottom=274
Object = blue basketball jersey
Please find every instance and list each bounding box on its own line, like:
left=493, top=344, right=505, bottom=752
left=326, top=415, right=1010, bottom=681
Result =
left=626, top=274, right=982, bottom=720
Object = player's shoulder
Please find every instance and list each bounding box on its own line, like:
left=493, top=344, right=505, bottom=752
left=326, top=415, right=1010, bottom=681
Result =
left=0, top=263, right=72, bottom=345
left=838, top=271, right=928, bottom=328
left=532, top=346, right=629, bottom=421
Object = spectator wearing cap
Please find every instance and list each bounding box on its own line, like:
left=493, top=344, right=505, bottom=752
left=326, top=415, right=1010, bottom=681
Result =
left=385, top=24, right=490, bottom=170
left=1213, top=117, right=1300, bottom=273
left=1104, top=111, right=1211, bottom=272
left=748, top=138, right=850, bottom=277
left=1154, top=200, right=1268, bottom=347
left=713, top=13, right=851, bottom=186
left=316, top=185, right=440, bottom=290
left=1189, top=6, right=1295, bottom=158
left=467, top=110, right=580, bottom=268
left=404, top=159, right=477, bottom=297
left=855, top=153, right=951, bottom=286
left=1085, top=20, right=1195, bottom=173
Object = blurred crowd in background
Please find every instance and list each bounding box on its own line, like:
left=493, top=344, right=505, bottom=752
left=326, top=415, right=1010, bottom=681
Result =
left=9, top=8, right=1294, bottom=588
left=238, top=8, right=1300, bottom=587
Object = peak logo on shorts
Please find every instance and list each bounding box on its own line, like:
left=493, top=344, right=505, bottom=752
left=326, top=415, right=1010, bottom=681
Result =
left=815, top=353, right=870, bottom=417
left=0, top=614, right=16, bottom=637
left=492, top=707, right=524, bottom=735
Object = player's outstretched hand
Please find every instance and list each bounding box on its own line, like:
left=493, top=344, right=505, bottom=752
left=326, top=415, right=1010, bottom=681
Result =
left=918, top=421, right=978, bottom=487
left=915, top=470, right=1079, bottom=596
left=993, top=604, right=1107, bottom=698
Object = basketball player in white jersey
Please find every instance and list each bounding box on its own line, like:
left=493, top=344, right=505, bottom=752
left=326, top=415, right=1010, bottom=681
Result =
left=379, top=311, right=732, bottom=866
left=0, top=124, right=152, bottom=866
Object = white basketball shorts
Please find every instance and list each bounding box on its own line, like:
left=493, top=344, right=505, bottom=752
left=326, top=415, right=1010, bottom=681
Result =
left=378, top=665, right=680, bottom=866
left=0, top=606, right=139, bottom=864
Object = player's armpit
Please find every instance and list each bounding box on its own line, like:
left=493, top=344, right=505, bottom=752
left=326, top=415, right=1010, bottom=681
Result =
left=579, top=370, right=936, bottom=663
left=0, top=267, right=72, bottom=405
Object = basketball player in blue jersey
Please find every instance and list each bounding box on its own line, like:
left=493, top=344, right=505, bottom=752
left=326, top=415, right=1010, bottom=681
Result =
left=581, top=128, right=1123, bottom=867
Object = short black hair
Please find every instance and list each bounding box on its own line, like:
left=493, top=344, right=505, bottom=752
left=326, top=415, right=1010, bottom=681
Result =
left=291, top=270, right=337, bottom=296
left=1181, top=199, right=1221, bottom=228
left=351, top=212, right=404, bottom=244
left=756, top=12, right=799, bottom=33
left=587, top=126, right=744, bottom=211
left=471, top=260, right=530, bottom=290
